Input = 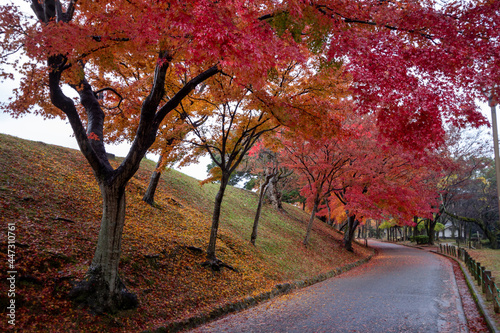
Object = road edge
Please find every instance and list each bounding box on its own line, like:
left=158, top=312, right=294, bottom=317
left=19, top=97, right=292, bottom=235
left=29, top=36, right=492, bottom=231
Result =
left=146, top=250, right=376, bottom=333
left=433, top=250, right=499, bottom=333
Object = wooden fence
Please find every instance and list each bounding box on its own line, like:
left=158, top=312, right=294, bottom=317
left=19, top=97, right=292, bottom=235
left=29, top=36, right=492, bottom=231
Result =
left=439, top=244, right=499, bottom=314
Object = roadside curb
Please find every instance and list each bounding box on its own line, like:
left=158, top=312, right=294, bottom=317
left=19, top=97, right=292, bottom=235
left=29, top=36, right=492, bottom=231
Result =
left=147, top=251, right=375, bottom=333
left=432, top=250, right=499, bottom=333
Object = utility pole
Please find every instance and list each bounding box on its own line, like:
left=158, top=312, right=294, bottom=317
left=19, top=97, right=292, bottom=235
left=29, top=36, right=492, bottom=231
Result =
left=490, top=95, right=500, bottom=240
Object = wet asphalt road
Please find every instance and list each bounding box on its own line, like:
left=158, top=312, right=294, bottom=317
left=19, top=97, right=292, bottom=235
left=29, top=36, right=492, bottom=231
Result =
left=188, top=241, right=468, bottom=333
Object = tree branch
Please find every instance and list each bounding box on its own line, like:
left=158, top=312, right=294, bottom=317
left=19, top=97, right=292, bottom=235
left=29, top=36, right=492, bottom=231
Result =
left=154, top=64, right=220, bottom=127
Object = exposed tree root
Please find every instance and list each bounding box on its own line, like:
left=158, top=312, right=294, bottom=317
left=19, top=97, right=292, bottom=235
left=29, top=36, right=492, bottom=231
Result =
left=52, top=216, right=76, bottom=223
left=201, top=258, right=238, bottom=272
left=69, top=267, right=138, bottom=314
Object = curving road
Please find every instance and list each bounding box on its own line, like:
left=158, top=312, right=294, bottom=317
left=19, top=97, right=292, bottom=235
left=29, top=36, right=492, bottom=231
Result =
left=189, top=241, right=468, bottom=333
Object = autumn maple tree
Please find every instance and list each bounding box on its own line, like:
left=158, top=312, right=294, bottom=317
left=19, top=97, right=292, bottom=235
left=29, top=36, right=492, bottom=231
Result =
left=326, top=124, right=441, bottom=251
left=284, top=117, right=442, bottom=251
left=246, top=141, right=293, bottom=245
left=282, top=131, right=351, bottom=246
left=2, top=0, right=498, bottom=313
left=181, top=75, right=279, bottom=269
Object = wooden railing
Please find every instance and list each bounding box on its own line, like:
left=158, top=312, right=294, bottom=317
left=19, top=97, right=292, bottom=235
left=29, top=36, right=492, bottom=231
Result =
left=439, top=243, right=499, bottom=314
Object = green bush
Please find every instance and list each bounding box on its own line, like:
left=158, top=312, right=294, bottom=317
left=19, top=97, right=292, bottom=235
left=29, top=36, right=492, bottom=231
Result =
left=415, top=235, right=429, bottom=244
left=480, top=239, right=490, bottom=246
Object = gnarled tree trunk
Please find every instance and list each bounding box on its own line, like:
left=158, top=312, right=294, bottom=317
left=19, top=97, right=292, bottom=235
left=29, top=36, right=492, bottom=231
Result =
left=444, top=210, right=498, bottom=249
left=70, top=181, right=137, bottom=313
left=266, top=174, right=283, bottom=211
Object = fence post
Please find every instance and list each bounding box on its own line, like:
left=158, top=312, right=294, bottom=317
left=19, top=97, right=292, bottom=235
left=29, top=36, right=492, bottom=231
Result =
left=471, top=258, right=476, bottom=279
left=475, top=261, right=481, bottom=283
left=485, top=271, right=493, bottom=301
left=492, top=277, right=499, bottom=314
left=477, top=263, right=482, bottom=287
left=482, top=268, right=487, bottom=293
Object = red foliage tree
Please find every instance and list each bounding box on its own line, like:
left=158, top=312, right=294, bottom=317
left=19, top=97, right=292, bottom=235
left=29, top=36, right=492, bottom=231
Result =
left=282, top=130, right=351, bottom=246
left=181, top=75, right=280, bottom=269
left=284, top=117, right=442, bottom=250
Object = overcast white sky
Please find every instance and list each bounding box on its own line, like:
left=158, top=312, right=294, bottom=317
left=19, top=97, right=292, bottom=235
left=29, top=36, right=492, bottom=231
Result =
left=0, top=71, right=210, bottom=181
left=0, top=110, right=210, bottom=179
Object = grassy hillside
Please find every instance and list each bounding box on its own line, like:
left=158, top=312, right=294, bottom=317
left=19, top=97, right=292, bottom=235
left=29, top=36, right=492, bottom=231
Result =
left=0, top=133, right=372, bottom=332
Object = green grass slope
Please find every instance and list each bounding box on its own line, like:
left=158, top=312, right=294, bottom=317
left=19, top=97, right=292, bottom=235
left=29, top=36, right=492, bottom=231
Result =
left=0, top=133, right=372, bottom=332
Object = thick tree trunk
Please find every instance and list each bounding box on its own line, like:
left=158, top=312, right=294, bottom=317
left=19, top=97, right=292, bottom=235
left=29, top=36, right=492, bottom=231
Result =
left=70, top=182, right=137, bottom=313
left=206, top=176, right=229, bottom=261
left=427, top=217, right=439, bottom=245
left=303, top=198, right=320, bottom=246
left=428, top=222, right=436, bottom=244
left=413, top=216, right=419, bottom=239
left=142, top=155, right=163, bottom=205
left=344, top=215, right=359, bottom=252
left=266, top=175, right=283, bottom=211
left=250, top=173, right=273, bottom=245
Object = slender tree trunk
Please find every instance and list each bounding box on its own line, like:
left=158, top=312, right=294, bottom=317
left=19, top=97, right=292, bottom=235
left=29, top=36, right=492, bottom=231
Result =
left=206, top=175, right=229, bottom=261
left=326, top=199, right=332, bottom=226
left=70, top=182, right=137, bottom=313
left=303, top=197, right=320, bottom=246
left=376, top=220, right=380, bottom=239
left=343, top=215, right=359, bottom=252
left=142, top=155, right=164, bottom=205
left=250, top=172, right=273, bottom=245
